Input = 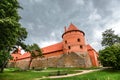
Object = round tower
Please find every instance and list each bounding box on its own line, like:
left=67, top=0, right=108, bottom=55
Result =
left=62, top=23, right=87, bottom=53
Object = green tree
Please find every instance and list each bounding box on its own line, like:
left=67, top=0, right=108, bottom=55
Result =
left=26, top=44, right=43, bottom=69
left=101, top=29, right=120, bottom=47
left=99, top=44, right=120, bottom=69
left=0, top=0, right=27, bottom=72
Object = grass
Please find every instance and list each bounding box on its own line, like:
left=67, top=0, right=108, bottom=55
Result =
left=0, top=68, right=49, bottom=80
left=0, top=68, right=120, bottom=80
left=46, top=69, right=120, bottom=80
left=0, top=67, right=83, bottom=80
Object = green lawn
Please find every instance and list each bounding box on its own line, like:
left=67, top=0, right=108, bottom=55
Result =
left=0, top=67, right=82, bottom=80
left=46, top=69, right=120, bottom=80
left=0, top=68, right=48, bottom=80
left=0, top=68, right=120, bottom=80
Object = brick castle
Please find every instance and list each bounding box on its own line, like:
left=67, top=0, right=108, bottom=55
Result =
left=9, top=23, right=99, bottom=69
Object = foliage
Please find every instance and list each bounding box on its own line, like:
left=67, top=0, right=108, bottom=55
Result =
left=25, top=43, right=43, bottom=69
left=101, top=28, right=120, bottom=47
left=0, top=0, right=27, bottom=72
left=26, top=43, right=42, bottom=58
left=99, top=44, right=120, bottom=69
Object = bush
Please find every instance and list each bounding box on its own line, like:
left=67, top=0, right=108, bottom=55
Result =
left=99, top=44, right=120, bottom=69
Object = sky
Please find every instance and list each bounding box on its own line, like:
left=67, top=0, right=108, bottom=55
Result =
left=18, top=0, right=120, bottom=51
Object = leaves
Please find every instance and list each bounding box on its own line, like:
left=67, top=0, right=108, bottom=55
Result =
left=101, top=29, right=120, bottom=47
left=0, top=0, right=27, bottom=72
left=99, top=44, right=120, bottom=69
left=26, top=44, right=42, bottom=58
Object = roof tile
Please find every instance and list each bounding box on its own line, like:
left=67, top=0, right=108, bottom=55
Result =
left=42, top=42, right=63, bottom=54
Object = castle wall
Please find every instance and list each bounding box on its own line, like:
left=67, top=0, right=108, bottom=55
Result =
left=88, top=49, right=99, bottom=67
left=15, top=58, right=30, bottom=70
left=44, top=50, right=64, bottom=58
left=9, top=24, right=99, bottom=69
left=30, top=52, right=92, bottom=69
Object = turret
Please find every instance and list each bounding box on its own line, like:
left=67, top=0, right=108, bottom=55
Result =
left=62, top=23, right=87, bottom=53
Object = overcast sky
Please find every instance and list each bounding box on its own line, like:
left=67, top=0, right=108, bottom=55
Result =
left=18, top=0, right=120, bottom=51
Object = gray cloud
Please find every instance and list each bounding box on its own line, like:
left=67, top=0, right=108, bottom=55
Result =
left=18, top=0, right=120, bottom=51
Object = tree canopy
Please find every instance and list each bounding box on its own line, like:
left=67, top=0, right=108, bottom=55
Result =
left=99, top=44, right=120, bottom=69
left=0, top=0, right=27, bottom=72
left=100, top=29, right=120, bottom=69
left=101, top=28, right=120, bottom=47
left=26, top=43, right=43, bottom=69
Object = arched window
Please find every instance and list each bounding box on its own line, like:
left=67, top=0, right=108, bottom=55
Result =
left=80, top=45, right=83, bottom=49
left=77, top=38, right=80, bottom=42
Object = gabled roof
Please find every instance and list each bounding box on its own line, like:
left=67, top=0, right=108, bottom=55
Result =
left=42, top=42, right=63, bottom=54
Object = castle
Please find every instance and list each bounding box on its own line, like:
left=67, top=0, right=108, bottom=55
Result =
left=9, top=23, right=99, bottom=70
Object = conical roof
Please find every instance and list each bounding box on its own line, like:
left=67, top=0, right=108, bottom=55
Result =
left=62, top=23, right=85, bottom=38
left=66, top=23, right=79, bottom=32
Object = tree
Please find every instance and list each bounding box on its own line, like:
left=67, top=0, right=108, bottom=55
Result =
left=26, top=44, right=43, bottom=69
left=99, top=44, right=120, bottom=69
left=101, top=29, right=120, bottom=47
left=0, top=0, right=27, bottom=72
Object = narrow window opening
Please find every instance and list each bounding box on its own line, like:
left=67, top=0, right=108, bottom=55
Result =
left=80, top=45, right=83, bottom=49
left=77, top=38, right=80, bottom=42
left=65, top=40, right=67, bottom=44
left=68, top=46, right=71, bottom=49
left=16, top=57, right=18, bottom=59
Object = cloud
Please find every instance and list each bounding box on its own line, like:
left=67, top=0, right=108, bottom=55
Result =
left=18, top=0, right=120, bottom=51
left=88, top=9, right=101, bottom=21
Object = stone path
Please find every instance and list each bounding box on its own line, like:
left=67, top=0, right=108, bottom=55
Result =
left=34, top=69, right=102, bottom=80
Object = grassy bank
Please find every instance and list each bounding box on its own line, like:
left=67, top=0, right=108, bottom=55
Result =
left=0, top=67, right=82, bottom=80
left=46, top=69, right=120, bottom=80
left=0, top=68, right=120, bottom=80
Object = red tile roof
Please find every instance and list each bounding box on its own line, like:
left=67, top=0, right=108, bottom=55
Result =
left=42, top=42, right=63, bottom=54
left=18, top=52, right=31, bottom=59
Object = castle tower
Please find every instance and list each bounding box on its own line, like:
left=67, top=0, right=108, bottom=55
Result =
left=62, top=23, right=87, bottom=53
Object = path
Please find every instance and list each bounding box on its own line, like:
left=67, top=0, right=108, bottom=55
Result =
left=34, top=69, right=102, bottom=80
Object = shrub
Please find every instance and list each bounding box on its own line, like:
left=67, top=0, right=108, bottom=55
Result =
left=99, top=44, right=120, bottom=69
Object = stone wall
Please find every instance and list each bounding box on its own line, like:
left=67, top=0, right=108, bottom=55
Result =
left=30, top=52, right=92, bottom=69
left=7, top=62, right=15, bottom=68
left=8, top=52, right=92, bottom=69
left=15, top=58, right=30, bottom=70
left=30, top=56, right=60, bottom=69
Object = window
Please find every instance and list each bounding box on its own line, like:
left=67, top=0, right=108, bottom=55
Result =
left=68, top=46, right=71, bottom=49
left=80, top=45, right=83, bottom=49
left=77, top=38, right=80, bottom=42
left=65, top=40, right=67, bottom=44
left=16, top=57, right=18, bottom=59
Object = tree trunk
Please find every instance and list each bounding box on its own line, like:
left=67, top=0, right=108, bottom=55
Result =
left=0, top=60, right=8, bottom=73
left=28, top=57, right=32, bottom=70
left=0, top=67, right=4, bottom=73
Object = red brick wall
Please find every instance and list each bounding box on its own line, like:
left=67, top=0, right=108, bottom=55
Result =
left=44, top=50, right=64, bottom=58
left=63, top=31, right=87, bottom=53
left=88, top=49, right=99, bottom=67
